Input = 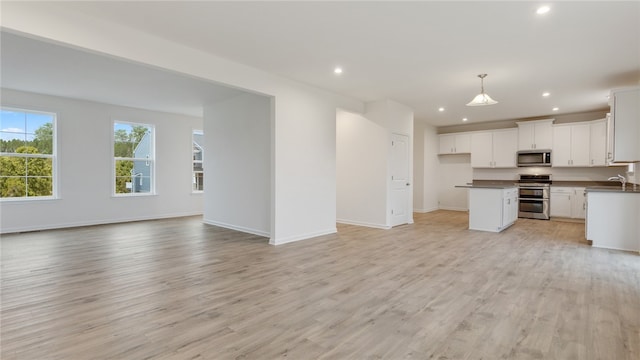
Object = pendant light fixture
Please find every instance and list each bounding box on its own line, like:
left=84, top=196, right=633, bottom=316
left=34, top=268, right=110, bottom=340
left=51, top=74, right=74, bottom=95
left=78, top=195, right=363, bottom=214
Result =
left=466, top=74, right=498, bottom=106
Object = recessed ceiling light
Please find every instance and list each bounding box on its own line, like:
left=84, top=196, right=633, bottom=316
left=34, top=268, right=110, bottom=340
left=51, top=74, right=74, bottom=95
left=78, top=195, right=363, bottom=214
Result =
left=536, top=6, right=550, bottom=15
left=438, top=107, right=445, bottom=112
left=552, top=107, right=559, bottom=111
left=462, top=118, right=468, bottom=122
left=334, top=67, right=343, bottom=74
left=542, top=92, right=550, bottom=97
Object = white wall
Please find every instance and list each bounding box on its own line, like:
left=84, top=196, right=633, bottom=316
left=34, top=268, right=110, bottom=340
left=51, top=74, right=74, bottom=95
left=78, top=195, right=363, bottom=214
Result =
left=336, top=110, right=388, bottom=228
left=413, top=121, right=425, bottom=212
left=203, top=93, right=271, bottom=237
left=0, top=89, right=203, bottom=233
left=437, top=154, right=473, bottom=211
left=2, top=4, right=364, bottom=244
left=365, top=100, right=415, bottom=225
left=413, top=121, right=440, bottom=212
left=336, top=100, right=414, bottom=229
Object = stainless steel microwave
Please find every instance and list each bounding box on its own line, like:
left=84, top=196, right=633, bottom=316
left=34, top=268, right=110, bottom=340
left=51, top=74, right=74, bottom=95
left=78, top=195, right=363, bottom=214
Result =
left=517, top=150, right=552, bottom=167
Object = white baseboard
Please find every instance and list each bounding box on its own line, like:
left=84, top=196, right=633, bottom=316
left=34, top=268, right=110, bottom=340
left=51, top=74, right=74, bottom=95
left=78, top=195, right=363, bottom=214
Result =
left=269, top=227, right=337, bottom=246
left=0, top=211, right=204, bottom=234
left=336, top=218, right=391, bottom=230
left=202, top=219, right=270, bottom=238
left=438, top=206, right=469, bottom=212
left=413, top=207, right=439, bottom=213
left=592, top=244, right=640, bottom=253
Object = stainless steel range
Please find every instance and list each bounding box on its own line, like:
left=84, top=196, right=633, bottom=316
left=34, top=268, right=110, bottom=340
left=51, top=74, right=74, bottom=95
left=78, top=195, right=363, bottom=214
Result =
left=518, top=174, right=551, bottom=220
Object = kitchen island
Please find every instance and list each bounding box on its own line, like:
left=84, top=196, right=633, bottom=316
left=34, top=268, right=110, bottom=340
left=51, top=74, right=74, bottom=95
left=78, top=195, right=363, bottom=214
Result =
left=586, top=185, right=640, bottom=253
left=456, top=184, right=519, bottom=232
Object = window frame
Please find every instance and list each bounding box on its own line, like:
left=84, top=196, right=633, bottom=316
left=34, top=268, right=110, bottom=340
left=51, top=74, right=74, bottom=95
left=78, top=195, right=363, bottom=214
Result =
left=112, top=120, right=156, bottom=197
left=0, top=107, right=57, bottom=201
left=192, top=129, right=204, bottom=193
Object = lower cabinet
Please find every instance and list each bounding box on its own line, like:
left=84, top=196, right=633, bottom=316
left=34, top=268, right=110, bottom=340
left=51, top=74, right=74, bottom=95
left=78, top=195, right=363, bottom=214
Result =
left=550, top=186, right=585, bottom=219
left=587, top=191, right=640, bottom=252
left=468, top=187, right=518, bottom=232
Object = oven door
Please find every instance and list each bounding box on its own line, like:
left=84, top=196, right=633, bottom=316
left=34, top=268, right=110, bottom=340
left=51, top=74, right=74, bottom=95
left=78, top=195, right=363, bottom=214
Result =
left=519, top=199, right=549, bottom=219
left=519, top=186, right=549, bottom=199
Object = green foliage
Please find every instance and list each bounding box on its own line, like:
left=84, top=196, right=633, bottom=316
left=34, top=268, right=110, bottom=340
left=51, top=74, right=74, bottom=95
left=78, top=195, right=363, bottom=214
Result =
left=115, top=160, right=134, bottom=194
left=0, top=146, right=52, bottom=198
left=32, top=122, right=53, bottom=154
left=114, top=125, right=149, bottom=158
left=0, top=122, right=53, bottom=154
left=0, top=138, right=25, bottom=153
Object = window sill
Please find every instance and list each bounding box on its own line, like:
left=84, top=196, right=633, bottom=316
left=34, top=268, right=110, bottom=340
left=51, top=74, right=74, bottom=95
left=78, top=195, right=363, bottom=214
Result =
left=111, top=193, right=157, bottom=198
left=1, top=196, right=59, bottom=203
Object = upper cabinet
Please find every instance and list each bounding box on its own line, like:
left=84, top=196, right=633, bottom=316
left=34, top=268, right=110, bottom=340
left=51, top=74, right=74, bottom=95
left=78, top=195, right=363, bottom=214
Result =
left=608, top=87, right=640, bottom=163
left=552, top=123, right=590, bottom=167
left=516, top=119, right=554, bottom=151
left=439, top=133, right=471, bottom=154
left=589, top=119, right=607, bottom=167
left=471, top=129, right=518, bottom=168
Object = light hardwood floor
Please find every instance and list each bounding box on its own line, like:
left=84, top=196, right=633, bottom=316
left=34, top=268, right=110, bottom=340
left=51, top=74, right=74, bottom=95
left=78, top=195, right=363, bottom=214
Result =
left=1, top=211, right=638, bottom=359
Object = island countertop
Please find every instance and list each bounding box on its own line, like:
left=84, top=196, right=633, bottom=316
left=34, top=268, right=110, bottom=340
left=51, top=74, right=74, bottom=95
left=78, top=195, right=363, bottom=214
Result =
left=585, top=185, right=640, bottom=194
left=455, top=180, right=518, bottom=190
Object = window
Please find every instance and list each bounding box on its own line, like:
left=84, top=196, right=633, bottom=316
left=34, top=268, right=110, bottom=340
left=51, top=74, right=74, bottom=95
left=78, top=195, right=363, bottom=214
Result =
left=0, top=108, right=56, bottom=199
left=192, top=130, right=204, bottom=192
left=114, top=121, right=154, bottom=195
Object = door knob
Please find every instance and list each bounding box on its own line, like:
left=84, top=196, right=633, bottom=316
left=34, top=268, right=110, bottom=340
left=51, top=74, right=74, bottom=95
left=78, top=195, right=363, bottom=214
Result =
left=406, top=183, right=411, bottom=186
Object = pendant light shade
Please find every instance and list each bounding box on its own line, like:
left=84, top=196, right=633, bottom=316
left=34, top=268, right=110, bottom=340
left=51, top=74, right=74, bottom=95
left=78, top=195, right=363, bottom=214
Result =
left=466, top=74, right=498, bottom=106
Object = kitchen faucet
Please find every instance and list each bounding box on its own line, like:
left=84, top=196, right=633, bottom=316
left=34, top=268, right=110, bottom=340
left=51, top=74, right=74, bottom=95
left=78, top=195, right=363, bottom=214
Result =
left=607, top=174, right=627, bottom=189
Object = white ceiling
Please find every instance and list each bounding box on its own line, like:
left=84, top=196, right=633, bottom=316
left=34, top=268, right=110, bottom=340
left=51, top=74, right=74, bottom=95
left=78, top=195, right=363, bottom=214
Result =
left=2, top=1, right=639, bottom=126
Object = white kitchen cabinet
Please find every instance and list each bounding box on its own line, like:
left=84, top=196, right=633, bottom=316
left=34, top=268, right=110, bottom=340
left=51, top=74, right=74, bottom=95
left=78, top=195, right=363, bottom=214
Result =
left=552, top=123, right=590, bottom=167
left=550, top=187, right=572, bottom=218
left=439, top=133, right=471, bottom=154
left=589, top=119, right=607, bottom=167
left=517, top=119, right=554, bottom=150
left=608, top=87, right=640, bottom=163
left=470, top=129, right=518, bottom=168
left=502, top=188, right=519, bottom=227
left=550, top=186, right=585, bottom=219
left=572, top=187, right=586, bottom=219
left=587, top=191, right=640, bottom=253
left=468, top=186, right=518, bottom=232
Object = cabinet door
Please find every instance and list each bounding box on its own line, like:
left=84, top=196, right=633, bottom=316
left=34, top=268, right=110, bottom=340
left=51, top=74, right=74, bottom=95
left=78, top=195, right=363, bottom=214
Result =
left=533, top=121, right=553, bottom=150
left=471, top=132, right=494, bottom=168
left=590, top=120, right=607, bottom=166
left=492, top=129, right=518, bottom=168
left=552, top=126, right=572, bottom=167
left=570, top=124, right=591, bottom=166
left=439, top=134, right=456, bottom=154
left=517, top=123, right=535, bottom=150
left=502, top=196, right=511, bottom=227
left=550, top=189, right=572, bottom=217
left=455, top=133, right=471, bottom=153
left=612, top=88, right=640, bottom=162
left=572, top=187, right=586, bottom=219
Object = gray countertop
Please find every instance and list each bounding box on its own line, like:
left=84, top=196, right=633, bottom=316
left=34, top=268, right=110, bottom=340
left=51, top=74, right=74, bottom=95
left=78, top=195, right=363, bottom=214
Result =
left=455, top=184, right=518, bottom=189
left=585, top=186, right=640, bottom=194
left=462, top=179, right=640, bottom=192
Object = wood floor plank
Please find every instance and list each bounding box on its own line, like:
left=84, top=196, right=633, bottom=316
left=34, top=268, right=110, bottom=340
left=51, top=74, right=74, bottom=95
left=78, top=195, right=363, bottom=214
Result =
left=1, top=211, right=638, bottom=359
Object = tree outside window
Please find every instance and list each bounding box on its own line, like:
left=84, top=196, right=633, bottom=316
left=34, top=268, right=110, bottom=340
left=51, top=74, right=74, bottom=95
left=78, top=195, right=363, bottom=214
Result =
left=193, top=130, right=204, bottom=192
left=0, top=109, right=55, bottom=199
left=114, top=122, right=154, bottom=195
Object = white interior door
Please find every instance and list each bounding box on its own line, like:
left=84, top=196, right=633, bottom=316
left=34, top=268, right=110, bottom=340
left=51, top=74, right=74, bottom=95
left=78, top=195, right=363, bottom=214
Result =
left=390, top=133, right=410, bottom=227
